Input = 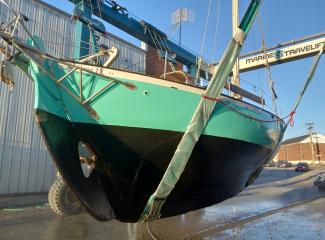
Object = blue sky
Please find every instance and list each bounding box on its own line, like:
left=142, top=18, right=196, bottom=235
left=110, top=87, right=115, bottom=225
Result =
left=44, top=0, right=325, bottom=139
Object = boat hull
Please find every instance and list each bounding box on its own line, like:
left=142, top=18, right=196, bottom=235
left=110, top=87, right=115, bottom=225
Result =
left=36, top=108, right=277, bottom=222
left=10, top=39, right=284, bottom=222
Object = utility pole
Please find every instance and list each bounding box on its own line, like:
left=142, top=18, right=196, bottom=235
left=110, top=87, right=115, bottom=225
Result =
left=315, top=132, right=321, bottom=165
left=306, top=122, right=315, bottom=165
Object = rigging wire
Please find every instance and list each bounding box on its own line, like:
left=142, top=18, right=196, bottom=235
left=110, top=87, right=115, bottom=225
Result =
left=199, top=0, right=212, bottom=57
left=106, top=1, right=212, bottom=67
left=105, top=0, right=203, bottom=59
left=168, top=23, right=180, bottom=38
left=146, top=28, right=163, bottom=59
left=147, top=28, right=176, bottom=72
left=34, top=20, right=101, bottom=50
left=8, top=20, right=67, bottom=59
left=157, top=34, right=177, bottom=72
left=257, top=12, right=279, bottom=115
left=147, top=27, right=176, bottom=72
left=0, top=0, right=42, bottom=50
left=25, top=17, right=147, bottom=69
left=251, top=24, right=264, bottom=102
left=211, top=0, right=222, bottom=63
left=25, top=19, right=97, bottom=59
left=196, top=0, right=213, bottom=80
left=88, top=0, right=99, bottom=55
left=239, top=77, right=271, bottom=98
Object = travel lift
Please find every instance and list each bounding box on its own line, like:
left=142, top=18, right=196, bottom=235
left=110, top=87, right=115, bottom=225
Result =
left=44, top=0, right=325, bottom=216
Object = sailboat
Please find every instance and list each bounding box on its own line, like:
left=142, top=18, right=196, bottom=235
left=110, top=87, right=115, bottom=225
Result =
left=0, top=0, right=286, bottom=222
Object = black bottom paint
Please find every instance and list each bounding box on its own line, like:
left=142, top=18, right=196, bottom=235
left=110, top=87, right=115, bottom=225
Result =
left=35, top=109, right=274, bottom=222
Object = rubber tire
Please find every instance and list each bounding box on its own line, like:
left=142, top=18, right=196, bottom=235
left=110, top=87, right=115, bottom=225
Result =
left=48, top=178, right=84, bottom=216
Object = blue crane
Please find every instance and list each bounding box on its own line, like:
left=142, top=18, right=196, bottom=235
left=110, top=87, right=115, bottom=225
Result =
left=67, top=0, right=267, bottom=104
left=68, top=0, right=201, bottom=77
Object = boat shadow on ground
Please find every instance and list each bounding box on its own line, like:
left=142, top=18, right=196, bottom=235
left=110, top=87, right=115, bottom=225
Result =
left=277, top=186, right=325, bottom=205
left=272, top=174, right=320, bottom=188
left=250, top=168, right=314, bottom=186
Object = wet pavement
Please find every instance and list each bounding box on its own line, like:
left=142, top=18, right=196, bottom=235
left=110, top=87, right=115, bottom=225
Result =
left=1, top=167, right=325, bottom=240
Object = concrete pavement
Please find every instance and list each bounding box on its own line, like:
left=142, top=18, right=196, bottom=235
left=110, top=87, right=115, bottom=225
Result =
left=1, top=167, right=325, bottom=240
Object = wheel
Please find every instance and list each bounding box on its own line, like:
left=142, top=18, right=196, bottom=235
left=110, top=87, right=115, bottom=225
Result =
left=48, top=177, right=84, bottom=216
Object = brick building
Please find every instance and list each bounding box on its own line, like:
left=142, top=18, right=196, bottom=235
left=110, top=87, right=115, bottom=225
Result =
left=276, top=133, right=325, bottom=164
left=140, top=43, right=194, bottom=85
left=145, top=45, right=183, bottom=78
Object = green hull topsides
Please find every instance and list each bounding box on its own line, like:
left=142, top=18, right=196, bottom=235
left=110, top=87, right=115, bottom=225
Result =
left=19, top=44, right=283, bottom=148
left=34, top=65, right=282, bottom=147
left=19, top=37, right=284, bottom=148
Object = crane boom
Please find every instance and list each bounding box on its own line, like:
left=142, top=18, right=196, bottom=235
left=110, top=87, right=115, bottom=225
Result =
left=68, top=0, right=199, bottom=70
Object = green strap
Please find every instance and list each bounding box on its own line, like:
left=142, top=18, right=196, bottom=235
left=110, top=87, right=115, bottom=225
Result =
left=139, top=0, right=262, bottom=223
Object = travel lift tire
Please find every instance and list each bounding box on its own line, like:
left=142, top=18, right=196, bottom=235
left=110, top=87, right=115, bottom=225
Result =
left=48, top=173, right=84, bottom=216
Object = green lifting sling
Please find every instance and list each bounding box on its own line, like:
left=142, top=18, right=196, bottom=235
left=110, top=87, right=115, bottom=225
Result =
left=139, top=0, right=262, bottom=222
